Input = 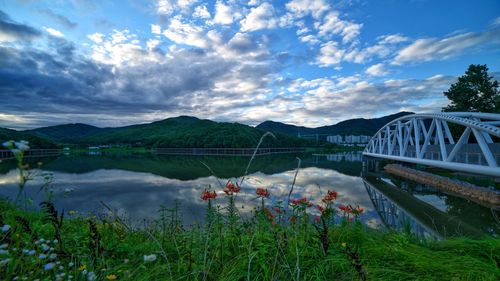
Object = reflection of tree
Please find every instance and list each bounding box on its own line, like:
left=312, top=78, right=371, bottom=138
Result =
left=0, top=153, right=363, bottom=180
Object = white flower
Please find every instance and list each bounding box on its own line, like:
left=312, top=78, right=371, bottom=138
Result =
left=0, top=258, right=12, bottom=265
left=49, top=253, right=57, bottom=260
left=2, top=140, right=13, bottom=148
left=68, top=262, right=74, bottom=267
left=38, top=254, right=46, bottom=259
left=15, top=140, right=30, bottom=151
left=44, top=262, right=56, bottom=270
left=0, top=250, right=8, bottom=255
left=1, top=225, right=10, bottom=232
left=143, top=254, right=157, bottom=262
left=58, top=265, right=64, bottom=270
left=41, top=244, right=49, bottom=251
left=0, top=244, right=7, bottom=249
left=87, top=272, right=96, bottom=281
left=28, top=250, right=36, bottom=256
left=52, top=239, right=58, bottom=244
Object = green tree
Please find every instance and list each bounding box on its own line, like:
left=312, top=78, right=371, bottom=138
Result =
left=442, top=64, right=499, bottom=113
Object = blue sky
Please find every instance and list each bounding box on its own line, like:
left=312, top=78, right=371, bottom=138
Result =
left=0, top=0, right=499, bottom=129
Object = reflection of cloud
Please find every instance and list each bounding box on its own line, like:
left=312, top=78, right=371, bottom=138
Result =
left=0, top=166, right=381, bottom=227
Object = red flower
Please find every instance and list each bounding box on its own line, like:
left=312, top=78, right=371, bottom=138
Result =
left=348, top=217, right=354, bottom=222
left=263, top=207, right=274, bottom=221
left=256, top=188, right=270, bottom=198
left=316, top=205, right=325, bottom=214
left=338, top=204, right=353, bottom=213
left=314, top=216, right=321, bottom=223
left=352, top=205, right=364, bottom=216
left=322, top=190, right=338, bottom=203
left=224, top=181, right=241, bottom=195
left=273, top=207, right=282, bottom=214
left=201, top=189, right=217, bottom=201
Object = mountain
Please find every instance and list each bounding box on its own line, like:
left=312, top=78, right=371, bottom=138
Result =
left=0, top=128, right=58, bottom=149
left=2, top=116, right=311, bottom=148
left=26, top=123, right=104, bottom=143
left=256, top=112, right=414, bottom=137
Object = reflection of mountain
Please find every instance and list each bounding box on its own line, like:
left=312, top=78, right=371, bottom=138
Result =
left=363, top=176, right=485, bottom=238
left=1, top=152, right=363, bottom=180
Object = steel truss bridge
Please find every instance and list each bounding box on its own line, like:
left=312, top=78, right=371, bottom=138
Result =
left=363, top=112, right=500, bottom=177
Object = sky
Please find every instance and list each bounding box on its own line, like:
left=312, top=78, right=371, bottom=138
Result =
left=0, top=0, right=499, bottom=130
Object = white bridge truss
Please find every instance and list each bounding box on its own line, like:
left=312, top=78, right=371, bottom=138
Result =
left=363, top=112, right=500, bottom=177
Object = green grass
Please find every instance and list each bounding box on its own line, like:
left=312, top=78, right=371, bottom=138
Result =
left=0, top=200, right=498, bottom=281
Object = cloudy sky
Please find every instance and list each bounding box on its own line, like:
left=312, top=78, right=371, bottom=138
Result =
left=1, top=0, right=499, bottom=129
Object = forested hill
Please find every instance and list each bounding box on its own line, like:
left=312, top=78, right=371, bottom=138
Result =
left=256, top=112, right=413, bottom=136
left=1, top=116, right=311, bottom=148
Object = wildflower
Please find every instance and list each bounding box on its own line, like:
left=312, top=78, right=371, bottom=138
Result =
left=28, top=250, right=36, bottom=256
left=144, top=254, right=157, bottom=263
left=79, top=264, right=86, bottom=271
left=223, top=181, right=241, bottom=195
left=106, top=274, right=117, bottom=280
left=341, top=242, right=347, bottom=248
left=87, top=272, right=96, bottom=281
left=68, top=210, right=77, bottom=215
left=256, top=188, right=270, bottom=198
left=200, top=189, right=217, bottom=201
left=314, top=216, right=321, bottom=223
left=0, top=258, right=12, bottom=265
left=263, top=208, right=274, bottom=222
left=41, top=244, right=49, bottom=251
left=0, top=250, right=8, bottom=255
left=123, top=259, right=129, bottom=264
left=352, top=205, right=364, bottom=216
left=322, top=190, right=338, bottom=203
left=68, top=262, right=74, bottom=267
left=338, top=204, right=353, bottom=213
left=273, top=207, right=282, bottom=214
left=52, top=239, right=58, bottom=244
left=49, top=253, right=57, bottom=260
left=15, top=140, right=30, bottom=151
left=44, top=262, right=56, bottom=270
left=1, top=224, right=10, bottom=232
left=316, top=205, right=325, bottom=214
left=0, top=244, right=7, bottom=249
left=38, top=254, right=47, bottom=260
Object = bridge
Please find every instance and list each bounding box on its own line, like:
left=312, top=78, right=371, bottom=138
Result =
left=363, top=112, right=500, bottom=177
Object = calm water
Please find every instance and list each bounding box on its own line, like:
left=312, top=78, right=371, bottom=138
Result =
left=0, top=152, right=498, bottom=239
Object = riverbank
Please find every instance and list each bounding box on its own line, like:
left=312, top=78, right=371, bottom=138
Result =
left=1, top=200, right=498, bottom=281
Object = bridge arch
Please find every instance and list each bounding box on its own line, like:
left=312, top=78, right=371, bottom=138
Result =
left=362, top=112, right=500, bottom=177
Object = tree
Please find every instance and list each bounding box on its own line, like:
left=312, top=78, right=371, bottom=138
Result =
left=442, top=64, right=499, bottom=113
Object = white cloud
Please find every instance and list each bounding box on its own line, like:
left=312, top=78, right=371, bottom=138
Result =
left=378, top=34, right=409, bottom=44
left=365, top=63, right=388, bottom=76
left=45, top=27, right=64, bottom=37
left=87, top=32, right=104, bottom=43
left=193, top=5, right=210, bottom=19
left=285, top=0, right=330, bottom=20
left=162, top=16, right=208, bottom=48
left=178, top=0, right=198, bottom=9
left=317, top=11, right=362, bottom=43
left=240, top=3, right=277, bottom=32
left=151, top=24, right=161, bottom=35
left=316, top=41, right=344, bottom=66
left=156, top=0, right=175, bottom=15
left=393, top=29, right=500, bottom=65
left=213, top=1, right=235, bottom=25
left=299, top=34, right=319, bottom=45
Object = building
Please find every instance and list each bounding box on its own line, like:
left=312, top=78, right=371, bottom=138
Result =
left=326, top=135, right=343, bottom=144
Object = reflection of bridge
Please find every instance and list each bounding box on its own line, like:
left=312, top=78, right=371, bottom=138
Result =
left=363, top=113, right=500, bottom=177
left=363, top=177, right=483, bottom=239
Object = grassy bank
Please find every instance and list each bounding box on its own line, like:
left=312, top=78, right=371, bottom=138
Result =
left=1, top=199, right=499, bottom=281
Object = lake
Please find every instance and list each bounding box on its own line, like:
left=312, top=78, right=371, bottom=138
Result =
left=0, top=151, right=497, bottom=239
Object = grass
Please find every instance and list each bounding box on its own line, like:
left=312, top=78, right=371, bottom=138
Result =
left=0, top=199, right=499, bottom=281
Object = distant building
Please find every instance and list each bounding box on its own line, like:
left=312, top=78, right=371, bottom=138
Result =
left=327, top=134, right=371, bottom=145
left=326, top=135, right=343, bottom=144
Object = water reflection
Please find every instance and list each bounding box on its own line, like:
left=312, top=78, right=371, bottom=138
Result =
left=0, top=152, right=497, bottom=237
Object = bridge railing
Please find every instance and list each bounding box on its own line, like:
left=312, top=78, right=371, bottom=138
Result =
left=363, top=112, right=500, bottom=177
